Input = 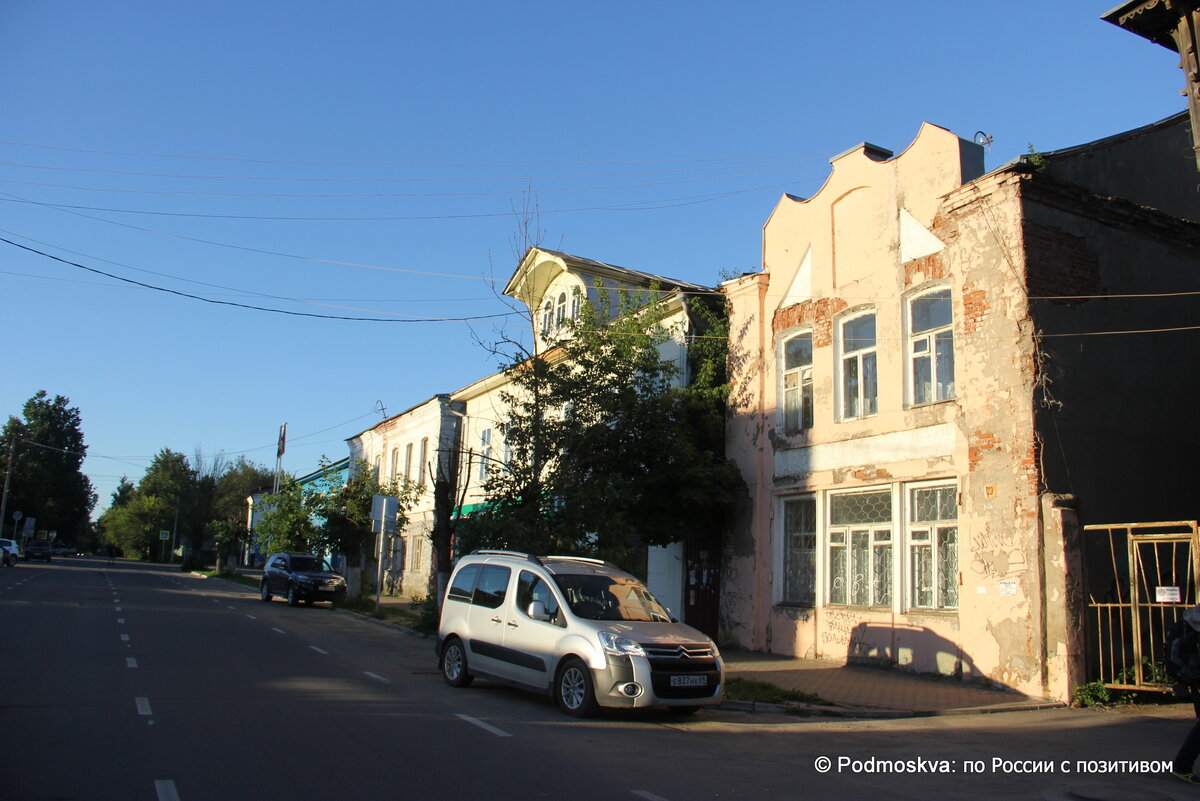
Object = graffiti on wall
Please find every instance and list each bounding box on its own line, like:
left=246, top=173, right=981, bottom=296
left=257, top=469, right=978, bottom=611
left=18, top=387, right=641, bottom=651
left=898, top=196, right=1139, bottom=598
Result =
left=969, top=524, right=1027, bottom=580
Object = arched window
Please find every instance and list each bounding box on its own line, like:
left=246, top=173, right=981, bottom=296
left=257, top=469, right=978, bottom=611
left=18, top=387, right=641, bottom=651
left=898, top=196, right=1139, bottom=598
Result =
left=909, top=288, right=954, bottom=405
left=541, top=301, right=553, bottom=335
left=839, top=310, right=877, bottom=419
left=781, top=332, right=813, bottom=433
left=555, top=292, right=567, bottom=328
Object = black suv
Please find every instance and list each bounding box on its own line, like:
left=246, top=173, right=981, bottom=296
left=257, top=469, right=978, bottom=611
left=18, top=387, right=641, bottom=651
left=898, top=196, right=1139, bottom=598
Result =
left=23, top=540, right=52, bottom=562
left=259, top=552, right=347, bottom=607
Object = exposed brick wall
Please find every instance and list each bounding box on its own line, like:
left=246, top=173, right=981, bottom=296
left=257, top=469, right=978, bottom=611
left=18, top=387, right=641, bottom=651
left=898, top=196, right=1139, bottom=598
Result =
left=1023, top=222, right=1102, bottom=302
left=903, top=252, right=949, bottom=286
left=772, top=297, right=849, bottom=347
left=968, top=431, right=1002, bottom=472
left=961, top=288, right=989, bottom=336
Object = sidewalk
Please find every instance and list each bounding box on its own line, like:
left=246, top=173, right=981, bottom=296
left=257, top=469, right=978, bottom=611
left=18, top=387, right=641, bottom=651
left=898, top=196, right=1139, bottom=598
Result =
left=237, top=572, right=1059, bottom=718
left=723, top=650, right=1064, bottom=717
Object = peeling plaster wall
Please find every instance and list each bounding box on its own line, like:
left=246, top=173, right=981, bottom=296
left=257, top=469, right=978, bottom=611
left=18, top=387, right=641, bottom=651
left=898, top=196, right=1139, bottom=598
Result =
left=943, top=174, right=1047, bottom=697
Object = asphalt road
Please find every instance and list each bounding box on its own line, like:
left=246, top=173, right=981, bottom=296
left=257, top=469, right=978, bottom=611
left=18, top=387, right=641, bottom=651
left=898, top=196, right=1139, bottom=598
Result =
left=2, top=557, right=1198, bottom=801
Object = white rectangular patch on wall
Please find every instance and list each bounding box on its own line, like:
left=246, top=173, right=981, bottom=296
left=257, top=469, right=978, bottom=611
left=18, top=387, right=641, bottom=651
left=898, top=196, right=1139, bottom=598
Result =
left=998, top=579, right=1018, bottom=597
left=1157, top=586, right=1183, bottom=603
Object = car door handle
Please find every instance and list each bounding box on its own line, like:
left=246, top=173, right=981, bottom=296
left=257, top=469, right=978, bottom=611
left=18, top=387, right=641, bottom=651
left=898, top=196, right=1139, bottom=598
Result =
left=491, top=616, right=502, bottom=624
left=507, top=621, right=519, bottom=628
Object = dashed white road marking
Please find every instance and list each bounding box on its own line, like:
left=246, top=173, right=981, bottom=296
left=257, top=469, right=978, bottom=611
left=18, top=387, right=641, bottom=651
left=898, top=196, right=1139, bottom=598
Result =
left=456, top=714, right=512, bottom=738
left=117, top=618, right=125, bottom=624
left=245, top=615, right=257, bottom=620
left=135, top=697, right=152, bottom=716
left=363, top=672, right=389, bottom=683
left=126, top=657, right=138, bottom=668
left=120, top=634, right=130, bottom=642
left=309, top=645, right=329, bottom=655
left=631, top=792, right=671, bottom=801
left=154, top=779, right=180, bottom=801
left=271, top=627, right=286, bottom=635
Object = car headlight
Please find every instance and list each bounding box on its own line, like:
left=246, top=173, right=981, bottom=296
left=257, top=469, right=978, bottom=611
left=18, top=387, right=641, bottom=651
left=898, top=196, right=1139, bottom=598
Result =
left=599, top=632, right=646, bottom=657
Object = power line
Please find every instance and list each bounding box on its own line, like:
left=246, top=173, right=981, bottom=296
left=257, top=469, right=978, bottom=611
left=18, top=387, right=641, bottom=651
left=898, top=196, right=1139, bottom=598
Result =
left=0, top=139, right=826, bottom=168
left=0, top=158, right=821, bottom=185
left=0, top=165, right=823, bottom=199
left=0, top=236, right=521, bottom=323
left=0, top=179, right=802, bottom=221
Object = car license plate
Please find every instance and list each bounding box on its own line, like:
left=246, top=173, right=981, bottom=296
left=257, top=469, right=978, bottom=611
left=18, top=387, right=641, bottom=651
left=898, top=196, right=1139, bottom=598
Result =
left=670, top=675, right=707, bottom=688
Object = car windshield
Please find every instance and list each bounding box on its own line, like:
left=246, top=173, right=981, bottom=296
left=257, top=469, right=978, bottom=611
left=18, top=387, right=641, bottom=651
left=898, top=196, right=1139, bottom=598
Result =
left=291, top=556, right=333, bottom=572
left=552, top=574, right=672, bottom=622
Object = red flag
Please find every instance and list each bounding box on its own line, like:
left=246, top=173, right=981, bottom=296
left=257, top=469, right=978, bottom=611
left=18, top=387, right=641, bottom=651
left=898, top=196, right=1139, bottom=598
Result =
left=276, top=423, right=287, bottom=459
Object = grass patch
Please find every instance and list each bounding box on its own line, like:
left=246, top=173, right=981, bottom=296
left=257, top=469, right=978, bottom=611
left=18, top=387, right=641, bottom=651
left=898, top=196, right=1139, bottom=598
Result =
left=725, top=676, right=825, bottom=706
left=198, top=570, right=259, bottom=590
left=334, top=595, right=438, bottom=634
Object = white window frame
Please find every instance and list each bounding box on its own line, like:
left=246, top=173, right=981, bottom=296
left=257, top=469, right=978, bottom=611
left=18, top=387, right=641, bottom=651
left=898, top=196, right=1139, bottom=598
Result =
left=418, top=437, right=429, bottom=488
left=907, top=286, right=955, bottom=406
left=838, top=309, right=878, bottom=420
left=478, top=428, right=492, bottom=481
left=904, top=481, right=959, bottom=611
left=404, top=443, right=413, bottom=482
left=826, top=487, right=894, bottom=608
left=555, top=292, right=567, bottom=328
left=780, top=330, right=814, bottom=433
left=390, top=448, right=399, bottom=482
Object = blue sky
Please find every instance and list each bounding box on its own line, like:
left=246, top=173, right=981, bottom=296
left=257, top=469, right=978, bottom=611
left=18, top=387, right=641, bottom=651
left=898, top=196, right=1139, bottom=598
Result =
left=0, top=1, right=1185, bottom=516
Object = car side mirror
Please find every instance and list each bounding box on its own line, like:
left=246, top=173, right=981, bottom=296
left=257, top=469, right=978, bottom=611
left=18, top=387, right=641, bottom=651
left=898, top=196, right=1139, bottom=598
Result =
left=528, top=600, right=552, bottom=622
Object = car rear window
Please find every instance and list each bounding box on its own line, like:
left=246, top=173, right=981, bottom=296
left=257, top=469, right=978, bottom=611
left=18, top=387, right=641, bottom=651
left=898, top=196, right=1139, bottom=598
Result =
left=446, top=564, right=480, bottom=602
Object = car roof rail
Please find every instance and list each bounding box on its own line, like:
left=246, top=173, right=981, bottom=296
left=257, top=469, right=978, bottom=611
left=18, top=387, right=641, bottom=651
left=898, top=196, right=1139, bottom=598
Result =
left=471, top=549, right=543, bottom=565
left=544, top=555, right=612, bottom=568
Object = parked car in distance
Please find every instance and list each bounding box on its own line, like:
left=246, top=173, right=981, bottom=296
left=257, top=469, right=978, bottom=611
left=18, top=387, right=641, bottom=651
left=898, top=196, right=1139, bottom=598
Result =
left=437, top=550, right=725, bottom=717
left=259, top=552, right=347, bottom=607
left=52, top=542, right=73, bottom=557
left=23, top=540, right=52, bottom=562
left=0, top=538, right=18, bottom=567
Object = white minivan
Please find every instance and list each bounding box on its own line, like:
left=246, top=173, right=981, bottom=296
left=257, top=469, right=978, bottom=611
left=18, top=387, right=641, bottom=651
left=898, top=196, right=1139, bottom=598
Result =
left=437, top=550, right=724, bottom=717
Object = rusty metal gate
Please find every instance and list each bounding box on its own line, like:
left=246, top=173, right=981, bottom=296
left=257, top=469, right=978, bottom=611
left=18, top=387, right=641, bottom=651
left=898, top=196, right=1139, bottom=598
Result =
left=1084, top=521, right=1199, bottom=690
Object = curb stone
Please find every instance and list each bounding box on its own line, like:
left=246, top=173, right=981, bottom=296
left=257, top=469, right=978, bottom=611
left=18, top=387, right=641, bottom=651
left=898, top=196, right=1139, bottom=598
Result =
left=193, top=572, right=431, bottom=638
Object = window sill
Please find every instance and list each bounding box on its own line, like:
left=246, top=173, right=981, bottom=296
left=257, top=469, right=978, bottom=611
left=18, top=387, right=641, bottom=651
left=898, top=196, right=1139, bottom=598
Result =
left=906, top=397, right=956, bottom=411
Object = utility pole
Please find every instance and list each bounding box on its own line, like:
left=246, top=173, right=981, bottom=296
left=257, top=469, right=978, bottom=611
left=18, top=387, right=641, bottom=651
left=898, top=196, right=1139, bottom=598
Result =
left=0, top=438, right=15, bottom=540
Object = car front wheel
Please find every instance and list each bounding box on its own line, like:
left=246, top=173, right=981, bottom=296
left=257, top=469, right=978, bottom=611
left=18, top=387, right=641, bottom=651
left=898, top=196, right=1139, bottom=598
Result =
left=287, top=584, right=299, bottom=607
left=260, top=582, right=272, bottom=602
left=556, top=658, right=598, bottom=717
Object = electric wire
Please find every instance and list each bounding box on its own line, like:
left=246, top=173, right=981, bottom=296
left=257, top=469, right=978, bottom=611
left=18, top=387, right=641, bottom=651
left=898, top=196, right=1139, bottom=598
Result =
left=0, top=236, right=520, bottom=323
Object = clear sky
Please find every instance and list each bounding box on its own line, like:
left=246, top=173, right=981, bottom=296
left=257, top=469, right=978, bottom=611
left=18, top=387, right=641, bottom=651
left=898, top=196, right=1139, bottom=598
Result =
left=0, top=0, right=1185, bottom=516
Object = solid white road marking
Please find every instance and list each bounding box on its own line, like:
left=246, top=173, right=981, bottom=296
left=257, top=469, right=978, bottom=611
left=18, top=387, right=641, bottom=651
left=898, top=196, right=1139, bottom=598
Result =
left=363, top=672, right=389, bottom=683
left=126, top=657, right=138, bottom=668
left=309, top=645, right=329, bottom=655
left=154, top=779, right=181, bottom=801
left=455, top=714, right=512, bottom=738
left=631, top=792, right=671, bottom=801
left=135, top=697, right=152, bottom=716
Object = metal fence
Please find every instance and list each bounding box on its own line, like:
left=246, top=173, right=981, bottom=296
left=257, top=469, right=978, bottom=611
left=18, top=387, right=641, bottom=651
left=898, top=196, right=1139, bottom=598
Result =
left=1083, top=521, right=1199, bottom=690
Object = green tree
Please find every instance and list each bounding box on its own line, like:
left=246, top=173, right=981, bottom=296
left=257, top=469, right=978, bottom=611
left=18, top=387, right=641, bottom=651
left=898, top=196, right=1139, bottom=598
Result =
left=251, top=474, right=321, bottom=556
left=209, top=456, right=273, bottom=569
left=459, top=284, right=739, bottom=567
left=253, top=458, right=420, bottom=597
left=0, top=391, right=96, bottom=541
